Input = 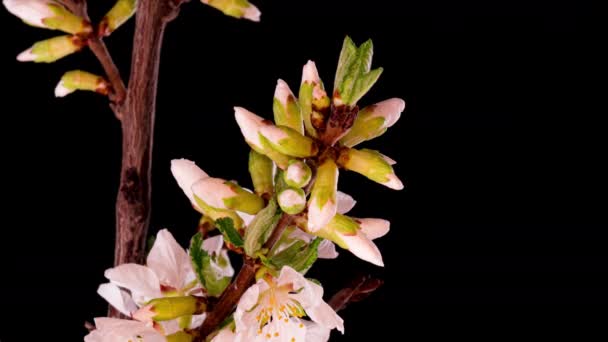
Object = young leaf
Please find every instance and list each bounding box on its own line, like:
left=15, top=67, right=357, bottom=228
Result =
left=244, top=197, right=280, bottom=257
left=334, top=36, right=358, bottom=92
left=189, top=232, right=208, bottom=287
left=268, top=238, right=322, bottom=273
left=215, top=217, right=244, bottom=248
left=349, top=67, right=383, bottom=106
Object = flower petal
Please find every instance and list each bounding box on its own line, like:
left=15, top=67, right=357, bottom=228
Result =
left=86, top=318, right=165, bottom=342
left=306, top=301, right=344, bottom=333
left=202, top=235, right=225, bottom=256
left=357, top=218, right=390, bottom=240
left=336, top=191, right=356, bottom=214
left=147, top=229, right=193, bottom=290
left=304, top=321, right=332, bottom=342
left=340, top=230, right=384, bottom=267
left=104, top=264, right=161, bottom=302
left=234, top=283, right=261, bottom=332
left=212, top=327, right=236, bottom=342
left=317, top=240, right=339, bottom=259
left=97, top=282, right=138, bottom=316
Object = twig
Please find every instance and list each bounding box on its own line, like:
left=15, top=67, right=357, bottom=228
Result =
left=328, top=274, right=384, bottom=312
left=59, top=0, right=127, bottom=113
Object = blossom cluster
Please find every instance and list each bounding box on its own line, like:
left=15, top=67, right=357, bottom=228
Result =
left=84, top=37, right=405, bottom=341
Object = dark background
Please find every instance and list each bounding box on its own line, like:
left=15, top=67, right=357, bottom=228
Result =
left=1, top=0, right=606, bottom=340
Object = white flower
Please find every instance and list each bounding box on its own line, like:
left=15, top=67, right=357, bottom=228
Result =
left=84, top=317, right=165, bottom=342
left=233, top=266, right=343, bottom=342
left=3, top=0, right=55, bottom=28
left=99, top=229, right=204, bottom=312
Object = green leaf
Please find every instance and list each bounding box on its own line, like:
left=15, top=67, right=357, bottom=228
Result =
left=334, top=36, right=358, bottom=92
left=189, top=232, right=207, bottom=287
left=189, top=232, right=233, bottom=297
left=349, top=67, right=383, bottom=107
left=268, top=238, right=322, bottom=273
left=215, top=217, right=244, bottom=248
left=244, top=197, right=281, bottom=257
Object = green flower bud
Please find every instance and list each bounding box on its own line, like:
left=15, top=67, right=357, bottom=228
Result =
left=259, top=124, right=318, bottom=158
left=99, top=0, right=137, bottom=36
left=283, top=159, right=312, bottom=188
left=248, top=149, right=274, bottom=197
left=337, top=147, right=403, bottom=190
left=307, top=158, right=338, bottom=232
left=299, top=60, right=330, bottom=136
left=133, top=296, right=206, bottom=322
left=17, top=35, right=85, bottom=63
left=192, top=177, right=264, bottom=215
left=340, top=98, right=406, bottom=147
left=278, top=187, right=306, bottom=214
left=3, top=0, right=92, bottom=35
left=193, top=193, right=245, bottom=229
left=201, top=0, right=260, bottom=21
left=273, top=79, right=303, bottom=134
left=54, top=70, right=110, bottom=97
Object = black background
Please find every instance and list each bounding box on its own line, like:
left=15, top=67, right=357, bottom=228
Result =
left=1, top=0, right=606, bottom=340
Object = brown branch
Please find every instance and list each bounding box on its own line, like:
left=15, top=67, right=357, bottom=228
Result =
left=59, top=0, right=127, bottom=112
left=328, top=275, right=384, bottom=312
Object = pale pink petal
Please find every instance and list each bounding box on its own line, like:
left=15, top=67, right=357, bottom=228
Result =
left=97, top=283, right=138, bottom=316
left=306, top=302, right=344, bottom=333
left=340, top=230, right=384, bottom=267
left=357, top=218, right=390, bottom=240
left=317, top=240, right=339, bottom=259
left=336, top=191, right=356, bottom=214
left=304, top=321, right=332, bottom=342
left=86, top=318, right=165, bottom=342
left=104, top=264, right=161, bottom=302
left=147, top=229, right=193, bottom=290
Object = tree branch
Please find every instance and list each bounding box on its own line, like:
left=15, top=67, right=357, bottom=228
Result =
left=328, top=274, right=384, bottom=312
left=59, top=0, right=127, bottom=111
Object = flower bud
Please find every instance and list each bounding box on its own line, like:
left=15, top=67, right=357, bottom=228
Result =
left=17, top=35, right=84, bottom=63
left=192, top=177, right=264, bottom=215
left=3, top=0, right=91, bottom=34
left=284, top=160, right=312, bottom=188
left=273, top=79, right=303, bottom=134
left=133, top=296, right=206, bottom=322
left=337, top=148, right=403, bottom=190
left=234, top=107, right=290, bottom=168
left=171, top=159, right=209, bottom=207
left=299, top=60, right=329, bottom=137
left=314, top=214, right=383, bottom=266
left=99, top=0, right=136, bottom=36
left=307, top=159, right=338, bottom=232
left=248, top=149, right=274, bottom=197
left=259, top=124, right=318, bottom=158
left=278, top=187, right=306, bottom=214
left=54, top=70, right=110, bottom=97
left=200, top=0, right=260, bottom=22
left=340, top=98, right=405, bottom=147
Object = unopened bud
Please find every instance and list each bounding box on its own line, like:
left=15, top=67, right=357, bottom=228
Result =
left=311, top=214, right=384, bottom=267
left=299, top=60, right=329, bottom=138
left=337, top=148, right=403, bottom=190
left=99, top=0, right=136, bottom=36
left=357, top=218, right=390, bottom=240
left=133, top=296, right=206, bottom=322
left=307, top=159, right=338, bottom=232
left=340, top=98, right=405, bottom=147
left=278, top=187, right=306, bottom=214
left=259, top=124, right=318, bottom=158
left=284, top=160, right=312, bottom=188
left=55, top=70, right=110, bottom=97
left=200, top=0, right=261, bottom=22
left=192, top=177, right=264, bottom=215
left=248, top=149, right=274, bottom=197
left=273, top=79, right=303, bottom=134
left=234, top=107, right=290, bottom=168
left=171, top=159, right=209, bottom=208
left=17, top=35, right=84, bottom=63
left=3, top=0, right=91, bottom=34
